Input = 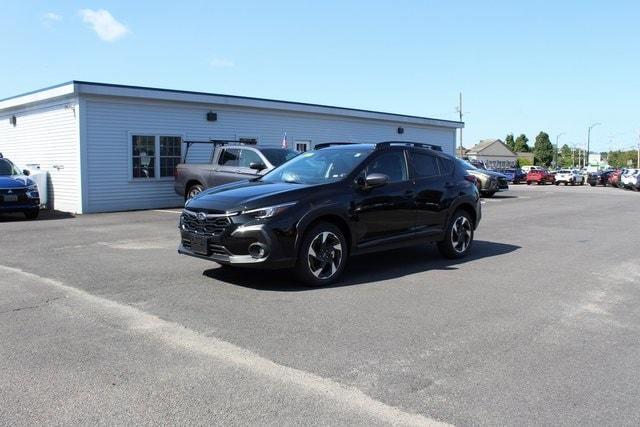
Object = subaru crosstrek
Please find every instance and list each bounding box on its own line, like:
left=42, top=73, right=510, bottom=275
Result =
left=178, top=142, right=481, bottom=286
left=0, top=157, right=40, bottom=219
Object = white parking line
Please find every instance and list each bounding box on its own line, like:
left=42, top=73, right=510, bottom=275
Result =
left=153, top=209, right=183, bottom=214
left=0, top=264, right=450, bottom=427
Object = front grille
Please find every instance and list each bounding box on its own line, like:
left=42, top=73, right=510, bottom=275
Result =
left=181, top=212, right=232, bottom=235
left=0, top=188, right=28, bottom=204
left=181, top=236, right=230, bottom=256
left=498, top=177, right=509, bottom=189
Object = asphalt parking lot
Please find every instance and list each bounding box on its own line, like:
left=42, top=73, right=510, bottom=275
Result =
left=1, top=184, right=639, bottom=426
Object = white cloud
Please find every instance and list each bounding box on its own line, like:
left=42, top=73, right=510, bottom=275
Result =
left=209, top=57, right=235, bottom=68
left=80, top=9, right=130, bottom=42
left=42, top=12, right=62, bottom=27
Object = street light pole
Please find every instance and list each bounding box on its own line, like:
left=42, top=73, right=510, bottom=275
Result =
left=586, top=122, right=601, bottom=170
left=555, top=133, right=565, bottom=168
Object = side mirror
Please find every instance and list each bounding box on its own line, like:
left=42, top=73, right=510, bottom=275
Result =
left=362, top=173, right=389, bottom=188
left=249, top=162, right=266, bottom=171
left=22, top=169, right=30, bottom=176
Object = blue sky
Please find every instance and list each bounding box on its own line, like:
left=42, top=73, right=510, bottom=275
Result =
left=2, top=1, right=638, bottom=152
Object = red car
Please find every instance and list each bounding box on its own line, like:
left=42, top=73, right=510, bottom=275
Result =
left=607, top=169, right=623, bottom=188
left=526, top=169, right=555, bottom=185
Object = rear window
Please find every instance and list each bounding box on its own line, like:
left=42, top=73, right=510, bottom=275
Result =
left=409, top=152, right=440, bottom=178
left=438, top=157, right=454, bottom=175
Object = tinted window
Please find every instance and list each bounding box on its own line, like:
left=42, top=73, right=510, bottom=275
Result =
left=438, top=157, right=454, bottom=175
left=367, top=151, right=408, bottom=183
left=0, top=159, right=21, bottom=176
left=410, top=152, right=440, bottom=178
left=219, top=148, right=240, bottom=167
left=239, top=149, right=262, bottom=168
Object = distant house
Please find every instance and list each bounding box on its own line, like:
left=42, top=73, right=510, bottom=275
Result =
left=466, top=139, right=517, bottom=169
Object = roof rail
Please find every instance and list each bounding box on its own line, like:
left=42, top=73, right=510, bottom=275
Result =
left=376, top=141, right=443, bottom=152
left=314, top=142, right=358, bottom=150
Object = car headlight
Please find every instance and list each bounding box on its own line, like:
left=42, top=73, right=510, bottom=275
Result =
left=242, top=202, right=297, bottom=219
left=26, top=184, right=39, bottom=198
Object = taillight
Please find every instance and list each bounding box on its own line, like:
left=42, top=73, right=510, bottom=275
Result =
left=464, top=175, right=477, bottom=184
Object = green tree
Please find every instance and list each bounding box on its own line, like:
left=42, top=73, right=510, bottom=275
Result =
left=513, top=134, right=530, bottom=152
left=608, top=150, right=638, bottom=168
left=559, top=144, right=573, bottom=167
left=533, top=131, right=554, bottom=166
left=517, top=157, right=533, bottom=167
left=505, top=134, right=515, bottom=151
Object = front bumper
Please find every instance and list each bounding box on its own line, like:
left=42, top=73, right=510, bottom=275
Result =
left=177, top=214, right=298, bottom=269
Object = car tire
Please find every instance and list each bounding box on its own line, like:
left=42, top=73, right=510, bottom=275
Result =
left=555, top=182, right=559, bottom=186
left=24, top=209, right=39, bottom=220
left=437, top=210, right=474, bottom=259
left=526, top=181, right=531, bottom=185
left=482, top=191, right=496, bottom=198
left=186, top=183, right=204, bottom=200
left=295, top=222, right=348, bottom=287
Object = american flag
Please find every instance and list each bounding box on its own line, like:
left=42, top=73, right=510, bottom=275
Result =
left=281, top=131, right=287, bottom=149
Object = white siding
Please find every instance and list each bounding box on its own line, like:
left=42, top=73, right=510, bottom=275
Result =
left=0, top=99, right=80, bottom=212
left=84, top=96, right=456, bottom=213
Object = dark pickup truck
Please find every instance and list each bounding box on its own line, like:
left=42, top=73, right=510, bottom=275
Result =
left=174, top=140, right=299, bottom=199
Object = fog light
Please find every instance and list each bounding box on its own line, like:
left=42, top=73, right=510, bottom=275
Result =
left=248, top=243, right=267, bottom=259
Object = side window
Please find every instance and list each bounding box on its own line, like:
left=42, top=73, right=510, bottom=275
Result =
left=437, top=157, right=454, bottom=175
left=239, top=149, right=262, bottom=168
left=410, top=152, right=440, bottom=178
left=219, top=148, right=240, bottom=167
left=366, top=151, right=408, bottom=183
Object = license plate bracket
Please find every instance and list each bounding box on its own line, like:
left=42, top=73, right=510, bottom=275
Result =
left=190, top=234, right=209, bottom=255
left=2, top=195, right=18, bottom=202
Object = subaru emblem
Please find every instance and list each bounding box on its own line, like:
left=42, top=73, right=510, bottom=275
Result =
left=7, top=190, right=12, bottom=194
left=197, top=212, right=207, bottom=222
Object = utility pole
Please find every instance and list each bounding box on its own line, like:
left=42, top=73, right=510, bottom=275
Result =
left=459, top=92, right=463, bottom=157
left=586, top=122, right=601, bottom=170
left=554, top=133, right=565, bottom=168
left=637, top=131, right=640, bottom=168
left=571, top=145, right=575, bottom=167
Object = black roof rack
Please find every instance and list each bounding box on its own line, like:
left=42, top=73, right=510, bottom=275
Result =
left=314, top=141, right=444, bottom=152
left=314, top=142, right=361, bottom=150
left=376, top=141, right=443, bottom=151
left=182, top=139, right=257, bottom=162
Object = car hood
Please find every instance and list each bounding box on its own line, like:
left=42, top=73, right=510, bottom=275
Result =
left=185, top=180, right=313, bottom=212
left=0, top=175, right=34, bottom=189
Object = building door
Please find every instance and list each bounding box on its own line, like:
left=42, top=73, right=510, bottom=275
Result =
left=295, top=141, right=311, bottom=152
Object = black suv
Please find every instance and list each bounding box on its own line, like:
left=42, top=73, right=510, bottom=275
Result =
left=178, top=142, right=481, bottom=286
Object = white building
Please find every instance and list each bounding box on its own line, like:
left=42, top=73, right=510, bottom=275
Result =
left=465, top=139, right=517, bottom=169
left=0, top=81, right=463, bottom=213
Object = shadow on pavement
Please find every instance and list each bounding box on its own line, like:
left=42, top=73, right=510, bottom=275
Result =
left=202, top=240, right=521, bottom=292
left=0, top=210, right=75, bottom=222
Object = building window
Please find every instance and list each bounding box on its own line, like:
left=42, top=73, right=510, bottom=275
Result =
left=159, top=136, right=181, bottom=177
left=295, top=141, right=311, bottom=152
left=131, top=134, right=182, bottom=180
left=132, top=135, right=156, bottom=179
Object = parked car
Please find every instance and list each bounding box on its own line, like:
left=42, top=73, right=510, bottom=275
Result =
left=554, top=169, right=584, bottom=186
left=0, top=157, right=40, bottom=219
left=526, top=169, right=555, bottom=185
left=608, top=169, right=624, bottom=188
left=174, top=140, right=299, bottom=200
left=500, top=168, right=527, bottom=184
left=587, top=170, right=614, bottom=186
left=521, top=165, right=544, bottom=174
left=178, top=142, right=482, bottom=286
left=621, top=169, right=639, bottom=189
left=460, top=160, right=509, bottom=197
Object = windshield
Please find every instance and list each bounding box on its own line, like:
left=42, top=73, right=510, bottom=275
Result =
left=261, top=148, right=372, bottom=184
left=0, top=159, right=21, bottom=176
left=261, top=148, right=299, bottom=166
